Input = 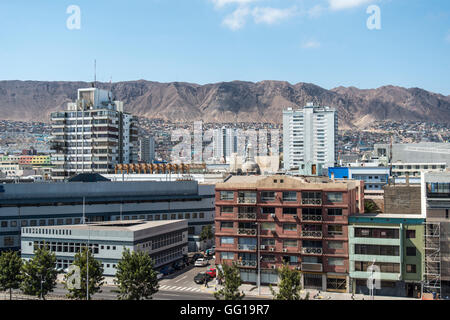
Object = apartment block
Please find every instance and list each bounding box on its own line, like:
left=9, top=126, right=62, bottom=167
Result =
left=50, top=87, right=138, bottom=180
left=349, top=214, right=425, bottom=298
left=283, top=103, right=338, bottom=171
left=214, top=175, right=363, bottom=292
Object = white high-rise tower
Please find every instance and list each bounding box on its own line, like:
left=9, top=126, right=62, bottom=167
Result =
left=282, top=103, right=338, bottom=171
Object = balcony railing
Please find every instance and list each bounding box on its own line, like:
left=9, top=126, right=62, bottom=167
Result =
left=237, top=212, right=257, bottom=220
left=237, top=244, right=257, bottom=251
left=302, top=215, right=323, bottom=222
left=238, top=197, right=257, bottom=204
left=301, top=247, right=323, bottom=255
left=302, top=231, right=323, bottom=238
left=237, top=228, right=257, bottom=235
left=236, top=260, right=257, bottom=267
left=301, top=263, right=323, bottom=272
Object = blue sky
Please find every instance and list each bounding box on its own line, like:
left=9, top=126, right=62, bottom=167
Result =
left=0, top=0, right=449, bottom=94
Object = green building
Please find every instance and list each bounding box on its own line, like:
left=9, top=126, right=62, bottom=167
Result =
left=349, top=214, right=424, bottom=298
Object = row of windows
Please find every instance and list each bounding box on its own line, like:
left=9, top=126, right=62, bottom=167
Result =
left=354, top=228, right=416, bottom=239
left=153, top=246, right=183, bottom=266
left=221, top=252, right=345, bottom=266
left=221, top=191, right=344, bottom=203
left=0, top=212, right=208, bottom=229
left=32, top=241, right=117, bottom=254
left=221, top=221, right=344, bottom=235
left=220, top=207, right=343, bottom=216
left=220, top=237, right=344, bottom=249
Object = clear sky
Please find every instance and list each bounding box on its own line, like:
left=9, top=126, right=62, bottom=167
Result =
left=0, top=0, right=449, bottom=94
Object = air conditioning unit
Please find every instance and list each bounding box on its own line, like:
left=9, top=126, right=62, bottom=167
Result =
left=306, top=248, right=311, bottom=253
left=296, top=267, right=301, bottom=271
left=317, top=216, right=322, bottom=221
left=309, top=199, right=315, bottom=204
left=283, top=248, right=288, bottom=252
left=271, top=213, right=276, bottom=218
left=302, top=199, right=307, bottom=204
left=293, top=215, right=297, bottom=218
left=260, top=245, right=266, bottom=250
left=311, top=248, right=317, bottom=254
left=270, top=247, right=275, bottom=252
left=316, top=200, right=322, bottom=205
left=316, top=248, right=323, bottom=254
left=250, top=229, right=256, bottom=235
left=271, top=265, right=277, bottom=269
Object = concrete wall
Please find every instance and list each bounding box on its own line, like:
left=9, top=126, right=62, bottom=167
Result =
left=383, top=185, right=421, bottom=214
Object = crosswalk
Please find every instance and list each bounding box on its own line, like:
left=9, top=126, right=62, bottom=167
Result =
left=159, top=284, right=205, bottom=293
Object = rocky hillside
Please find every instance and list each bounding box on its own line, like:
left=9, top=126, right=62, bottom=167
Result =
left=0, top=80, right=448, bottom=129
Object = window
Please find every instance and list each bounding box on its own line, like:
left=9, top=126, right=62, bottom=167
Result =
left=261, top=192, right=276, bottom=201
left=188, top=226, right=195, bottom=235
left=283, top=240, right=297, bottom=248
left=66, top=218, right=72, bottom=225
left=155, top=215, right=160, bottom=221
left=406, top=247, right=416, bottom=256
left=282, top=192, right=297, bottom=201
left=261, top=207, right=276, bottom=215
left=221, top=237, right=234, bottom=245
left=354, top=261, right=400, bottom=273
left=327, top=192, right=343, bottom=203
left=406, top=230, right=416, bottom=239
left=282, top=208, right=297, bottom=215
left=261, top=222, right=276, bottom=231
left=354, top=244, right=399, bottom=256
left=328, top=225, right=343, bottom=236
left=221, top=252, right=234, bottom=260
left=221, top=206, right=234, bottom=214
left=57, top=219, right=64, bottom=225
left=171, top=214, right=176, bottom=219
left=328, top=258, right=344, bottom=266
left=355, top=228, right=399, bottom=239
left=220, top=191, right=234, bottom=201
left=184, top=213, right=190, bottom=219
left=0, top=221, right=7, bottom=228
left=177, top=213, right=183, bottom=219
left=261, top=238, right=275, bottom=246
left=283, top=224, right=297, bottom=231
left=261, top=255, right=275, bottom=262
left=199, top=212, right=205, bottom=219
left=328, top=241, right=343, bottom=250
left=328, top=208, right=343, bottom=216
left=221, top=222, right=234, bottom=229
left=406, top=264, right=417, bottom=273
left=10, top=221, right=17, bottom=228
left=4, top=237, right=14, bottom=247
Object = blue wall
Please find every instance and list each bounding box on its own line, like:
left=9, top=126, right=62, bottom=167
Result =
left=328, top=167, right=349, bottom=179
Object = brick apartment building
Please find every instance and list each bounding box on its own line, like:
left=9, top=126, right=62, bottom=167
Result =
left=215, top=175, right=364, bottom=293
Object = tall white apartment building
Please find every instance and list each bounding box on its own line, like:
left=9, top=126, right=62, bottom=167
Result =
left=212, top=127, right=238, bottom=162
left=50, top=87, right=138, bottom=180
left=283, top=103, right=338, bottom=171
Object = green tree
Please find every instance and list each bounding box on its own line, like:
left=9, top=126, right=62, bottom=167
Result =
left=214, top=262, right=245, bottom=300
left=200, top=225, right=214, bottom=241
left=270, top=263, right=308, bottom=300
left=64, top=246, right=104, bottom=300
left=20, top=244, right=58, bottom=300
left=0, top=251, right=23, bottom=300
left=364, top=200, right=377, bottom=213
left=114, top=249, right=159, bottom=300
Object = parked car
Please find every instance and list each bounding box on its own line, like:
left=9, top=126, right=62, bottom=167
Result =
left=194, top=258, right=208, bottom=267
left=205, top=267, right=216, bottom=278
left=156, top=272, right=164, bottom=280
left=189, top=253, right=204, bottom=264
left=160, top=265, right=175, bottom=275
left=194, top=272, right=212, bottom=284
left=172, top=260, right=186, bottom=270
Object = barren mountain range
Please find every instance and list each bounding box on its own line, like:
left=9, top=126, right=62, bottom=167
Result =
left=0, top=80, right=449, bottom=129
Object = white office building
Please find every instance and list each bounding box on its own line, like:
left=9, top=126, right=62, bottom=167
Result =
left=21, top=220, right=188, bottom=276
left=283, top=103, right=338, bottom=171
left=50, top=87, right=138, bottom=180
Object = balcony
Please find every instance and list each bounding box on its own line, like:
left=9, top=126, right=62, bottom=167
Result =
left=302, top=247, right=323, bottom=255
left=236, top=260, right=257, bottom=267
left=302, top=215, right=323, bottom=222
left=237, top=228, right=257, bottom=236
left=238, top=244, right=257, bottom=251
left=302, top=231, right=323, bottom=238
left=301, top=199, right=322, bottom=205
left=237, top=212, right=257, bottom=220
left=238, top=198, right=257, bottom=204
left=301, top=263, right=323, bottom=272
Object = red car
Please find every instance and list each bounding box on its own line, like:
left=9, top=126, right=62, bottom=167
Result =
left=206, top=268, right=216, bottom=278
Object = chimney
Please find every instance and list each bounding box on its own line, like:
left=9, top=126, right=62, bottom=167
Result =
left=406, top=173, right=409, bottom=186
left=331, top=172, right=335, bottom=181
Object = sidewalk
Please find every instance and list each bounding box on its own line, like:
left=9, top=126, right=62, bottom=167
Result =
left=202, top=284, right=418, bottom=300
